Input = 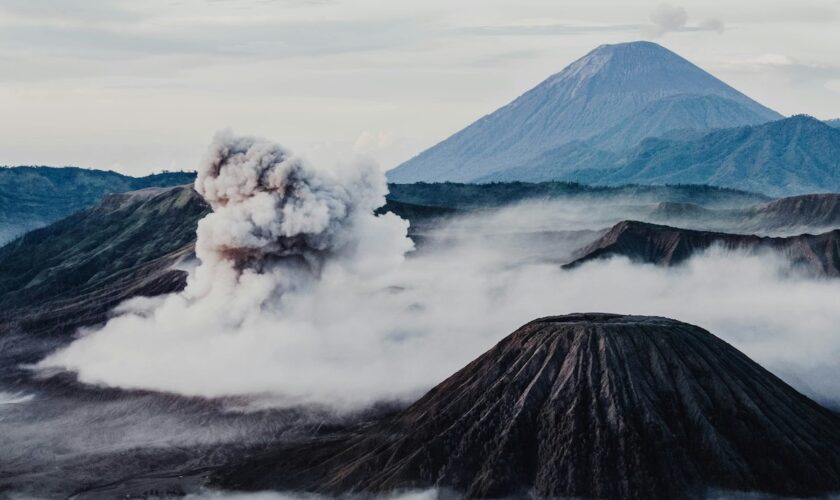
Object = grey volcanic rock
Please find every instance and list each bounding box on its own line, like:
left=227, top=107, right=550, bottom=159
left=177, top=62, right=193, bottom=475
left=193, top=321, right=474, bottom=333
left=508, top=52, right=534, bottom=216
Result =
left=388, top=41, right=779, bottom=183
left=566, top=220, right=840, bottom=276
left=214, top=314, right=840, bottom=499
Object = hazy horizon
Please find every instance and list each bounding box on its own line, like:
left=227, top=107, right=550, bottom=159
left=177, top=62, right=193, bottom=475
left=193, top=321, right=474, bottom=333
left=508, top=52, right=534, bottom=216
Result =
left=1, top=0, right=839, bottom=176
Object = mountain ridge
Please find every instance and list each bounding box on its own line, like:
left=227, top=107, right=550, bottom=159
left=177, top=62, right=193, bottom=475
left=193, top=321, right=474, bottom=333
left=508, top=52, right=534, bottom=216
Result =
left=566, top=219, right=840, bottom=277
left=0, top=166, right=195, bottom=244
left=590, top=115, right=840, bottom=196
left=0, top=186, right=207, bottom=340
left=486, top=115, right=840, bottom=196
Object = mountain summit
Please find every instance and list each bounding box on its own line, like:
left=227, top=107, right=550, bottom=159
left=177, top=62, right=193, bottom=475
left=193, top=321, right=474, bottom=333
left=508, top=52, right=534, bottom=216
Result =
left=215, top=314, right=840, bottom=499
left=388, top=41, right=781, bottom=183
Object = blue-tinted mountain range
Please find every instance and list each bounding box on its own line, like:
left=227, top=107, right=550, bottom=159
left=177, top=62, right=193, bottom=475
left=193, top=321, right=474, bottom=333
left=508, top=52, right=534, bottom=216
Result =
left=388, top=41, right=781, bottom=184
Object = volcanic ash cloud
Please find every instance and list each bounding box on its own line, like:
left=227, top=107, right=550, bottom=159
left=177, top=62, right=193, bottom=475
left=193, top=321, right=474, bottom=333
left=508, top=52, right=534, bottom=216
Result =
left=38, top=132, right=416, bottom=406
left=189, top=132, right=412, bottom=302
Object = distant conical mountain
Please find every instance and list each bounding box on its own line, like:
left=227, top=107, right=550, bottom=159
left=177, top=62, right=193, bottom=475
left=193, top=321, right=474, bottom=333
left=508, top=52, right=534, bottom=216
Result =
left=215, top=314, right=840, bottom=499
left=388, top=41, right=781, bottom=183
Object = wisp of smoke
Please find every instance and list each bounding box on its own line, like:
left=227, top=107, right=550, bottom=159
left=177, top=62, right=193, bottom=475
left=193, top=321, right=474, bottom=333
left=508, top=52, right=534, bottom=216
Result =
left=38, top=134, right=840, bottom=410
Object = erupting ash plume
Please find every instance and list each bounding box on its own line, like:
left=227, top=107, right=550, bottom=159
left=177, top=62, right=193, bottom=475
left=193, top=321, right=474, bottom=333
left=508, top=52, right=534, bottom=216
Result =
left=189, top=132, right=411, bottom=303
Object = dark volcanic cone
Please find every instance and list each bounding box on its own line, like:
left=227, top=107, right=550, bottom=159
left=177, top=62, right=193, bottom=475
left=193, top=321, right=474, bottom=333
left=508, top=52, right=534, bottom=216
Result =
left=215, top=314, right=840, bottom=499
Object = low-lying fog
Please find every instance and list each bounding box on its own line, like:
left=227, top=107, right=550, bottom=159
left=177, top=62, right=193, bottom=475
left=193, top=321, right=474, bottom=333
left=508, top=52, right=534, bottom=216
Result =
left=39, top=222, right=840, bottom=409
left=36, top=135, right=840, bottom=410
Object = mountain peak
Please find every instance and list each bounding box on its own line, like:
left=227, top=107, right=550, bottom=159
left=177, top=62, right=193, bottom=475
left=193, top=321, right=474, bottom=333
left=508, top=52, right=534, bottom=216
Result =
left=388, top=42, right=780, bottom=183
left=542, top=40, right=749, bottom=102
left=584, top=40, right=676, bottom=60
left=753, top=114, right=837, bottom=138
left=559, top=40, right=675, bottom=71
left=782, top=113, right=830, bottom=128
left=216, top=314, right=840, bottom=498
left=597, top=40, right=667, bottom=50
left=554, top=41, right=662, bottom=67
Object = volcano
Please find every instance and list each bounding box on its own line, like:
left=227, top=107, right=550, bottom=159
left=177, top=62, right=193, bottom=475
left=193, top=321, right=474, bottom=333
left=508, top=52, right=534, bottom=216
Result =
left=388, top=41, right=780, bottom=183
left=214, top=314, right=840, bottom=499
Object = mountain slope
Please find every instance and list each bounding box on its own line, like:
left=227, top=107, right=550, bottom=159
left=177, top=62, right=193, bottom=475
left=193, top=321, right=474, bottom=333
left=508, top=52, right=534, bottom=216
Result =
left=827, top=119, right=840, bottom=129
left=0, top=186, right=208, bottom=339
left=566, top=220, right=840, bottom=276
left=488, top=115, right=840, bottom=196
left=590, top=93, right=781, bottom=151
left=740, top=193, right=840, bottom=233
left=592, top=115, right=840, bottom=196
left=0, top=166, right=195, bottom=244
left=490, top=95, right=785, bottom=182
left=215, top=314, right=840, bottom=499
left=388, top=41, right=780, bottom=183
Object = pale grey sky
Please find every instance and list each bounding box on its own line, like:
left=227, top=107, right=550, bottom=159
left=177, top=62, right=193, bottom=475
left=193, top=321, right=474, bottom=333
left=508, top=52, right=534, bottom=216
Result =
left=1, top=0, right=838, bottom=175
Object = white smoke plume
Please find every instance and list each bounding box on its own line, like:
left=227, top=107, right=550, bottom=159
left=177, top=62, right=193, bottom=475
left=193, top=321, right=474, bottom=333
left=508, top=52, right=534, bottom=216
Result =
left=38, top=134, right=840, bottom=410
left=189, top=131, right=412, bottom=305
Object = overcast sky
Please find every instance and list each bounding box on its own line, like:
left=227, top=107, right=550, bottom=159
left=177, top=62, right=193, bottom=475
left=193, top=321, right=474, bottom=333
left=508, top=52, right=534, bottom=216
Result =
left=1, top=0, right=839, bottom=176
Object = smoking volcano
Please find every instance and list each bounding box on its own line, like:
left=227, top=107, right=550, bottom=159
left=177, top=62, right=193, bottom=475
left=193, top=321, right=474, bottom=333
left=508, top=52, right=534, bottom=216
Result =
left=192, top=131, right=410, bottom=293
left=216, top=314, right=840, bottom=499
left=38, top=132, right=414, bottom=404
